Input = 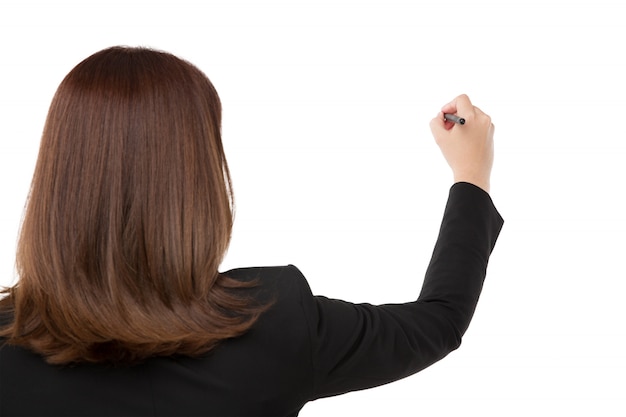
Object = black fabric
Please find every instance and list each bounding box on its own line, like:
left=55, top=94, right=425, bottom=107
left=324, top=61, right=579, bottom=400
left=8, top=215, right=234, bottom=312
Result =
left=0, top=182, right=503, bottom=416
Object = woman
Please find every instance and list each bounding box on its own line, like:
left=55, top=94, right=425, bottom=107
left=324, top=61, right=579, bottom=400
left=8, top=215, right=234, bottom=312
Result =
left=0, top=46, right=502, bottom=416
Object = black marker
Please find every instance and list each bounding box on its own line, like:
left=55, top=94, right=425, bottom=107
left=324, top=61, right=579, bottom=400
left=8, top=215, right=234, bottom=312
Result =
left=444, top=113, right=465, bottom=125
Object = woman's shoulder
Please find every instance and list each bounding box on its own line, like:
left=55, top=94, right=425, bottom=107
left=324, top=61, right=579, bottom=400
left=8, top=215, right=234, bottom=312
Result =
left=223, top=264, right=303, bottom=279
left=222, top=264, right=313, bottom=305
left=220, top=265, right=317, bottom=352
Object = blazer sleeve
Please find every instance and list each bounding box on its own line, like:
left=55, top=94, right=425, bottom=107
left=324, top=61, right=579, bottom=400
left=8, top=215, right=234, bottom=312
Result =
left=300, top=182, right=504, bottom=400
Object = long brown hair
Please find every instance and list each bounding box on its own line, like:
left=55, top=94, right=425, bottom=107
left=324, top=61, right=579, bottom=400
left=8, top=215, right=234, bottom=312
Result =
left=0, top=46, right=266, bottom=365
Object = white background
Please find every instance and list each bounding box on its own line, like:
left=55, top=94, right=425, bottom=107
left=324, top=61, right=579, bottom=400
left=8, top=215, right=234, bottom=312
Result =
left=1, top=0, right=624, bottom=415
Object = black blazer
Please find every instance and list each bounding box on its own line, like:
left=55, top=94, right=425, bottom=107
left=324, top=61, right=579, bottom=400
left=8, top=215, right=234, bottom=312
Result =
left=0, top=182, right=503, bottom=416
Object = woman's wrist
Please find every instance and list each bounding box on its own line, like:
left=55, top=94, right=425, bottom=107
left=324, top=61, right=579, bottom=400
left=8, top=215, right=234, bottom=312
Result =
left=453, top=175, right=490, bottom=194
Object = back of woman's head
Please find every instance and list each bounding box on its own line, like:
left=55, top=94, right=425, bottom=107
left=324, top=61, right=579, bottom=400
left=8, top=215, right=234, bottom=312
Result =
left=0, top=46, right=264, bottom=365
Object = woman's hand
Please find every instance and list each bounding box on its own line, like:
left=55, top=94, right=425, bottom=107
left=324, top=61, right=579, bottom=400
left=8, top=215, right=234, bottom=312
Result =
left=429, top=94, right=495, bottom=193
